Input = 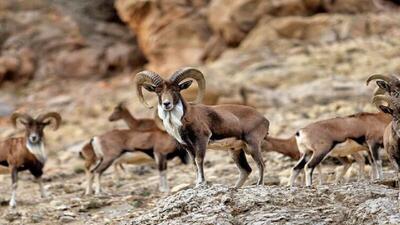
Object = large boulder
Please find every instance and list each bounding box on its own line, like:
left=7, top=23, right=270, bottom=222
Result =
left=116, top=0, right=212, bottom=75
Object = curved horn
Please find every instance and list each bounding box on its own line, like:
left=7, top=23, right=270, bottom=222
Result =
left=10, top=113, right=33, bottom=128
left=37, top=112, right=62, bottom=130
left=170, top=67, right=206, bottom=104
left=372, top=95, right=392, bottom=108
left=373, top=86, right=386, bottom=96
left=135, top=71, right=164, bottom=108
left=366, top=74, right=396, bottom=85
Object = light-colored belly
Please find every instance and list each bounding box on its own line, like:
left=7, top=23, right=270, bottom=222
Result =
left=330, top=139, right=367, bottom=157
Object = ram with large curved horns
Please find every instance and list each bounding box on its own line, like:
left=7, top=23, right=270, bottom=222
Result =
left=0, top=112, right=61, bottom=208
left=135, top=67, right=270, bottom=187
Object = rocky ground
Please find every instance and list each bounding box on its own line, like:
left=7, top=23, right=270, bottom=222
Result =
left=2, top=0, right=400, bottom=224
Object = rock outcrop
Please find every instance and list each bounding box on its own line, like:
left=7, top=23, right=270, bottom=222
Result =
left=0, top=0, right=146, bottom=85
left=129, top=183, right=400, bottom=225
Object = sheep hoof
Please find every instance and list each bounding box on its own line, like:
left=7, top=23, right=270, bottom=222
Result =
left=195, top=181, right=207, bottom=188
left=159, top=187, right=170, bottom=193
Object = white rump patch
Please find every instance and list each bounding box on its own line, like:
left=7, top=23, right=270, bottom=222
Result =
left=158, top=100, right=184, bottom=144
left=26, top=142, right=47, bottom=164
left=91, top=137, right=104, bottom=159
left=90, top=137, right=104, bottom=171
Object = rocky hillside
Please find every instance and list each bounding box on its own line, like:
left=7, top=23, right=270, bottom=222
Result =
left=1, top=0, right=400, bottom=224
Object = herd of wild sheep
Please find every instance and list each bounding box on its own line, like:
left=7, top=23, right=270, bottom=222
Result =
left=1, top=68, right=400, bottom=209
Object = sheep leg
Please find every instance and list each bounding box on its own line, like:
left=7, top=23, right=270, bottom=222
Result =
left=289, top=152, right=309, bottom=186
left=316, top=165, right=324, bottom=185
left=85, top=170, right=94, bottom=195
left=245, top=137, right=265, bottom=186
left=367, top=141, right=382, bottom=179
left=194, top=138, right=208, bottom=187
left=9, top=167, right=18, bottom=208
left=365, top=150, right=376, bottom=179
left=335, top=156, right=351, bottom=184
left=93, top=158, right=115, bottom=195
left=94, top=172, right=102, bottom=195
left=113, top=163, right=120, bottom=180
left=184, top=147, right=199, bottom=181
left=230, top=149, right=252, bottom=188
left=305, top=149, right=330, bottom=187
left=28, top=167, right=47, bottom=198
left=366, top=151, right=375, bottom=179
left=36, top=177, right=47, bottom=198
left=155, top=152, right=169, bottom=192
left=113, top=162, right=124, bottom=180
left=352, top=153, right=366, bottom=180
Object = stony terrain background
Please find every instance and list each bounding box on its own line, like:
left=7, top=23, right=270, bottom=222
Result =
left=1, top=0, right=400, bottom=224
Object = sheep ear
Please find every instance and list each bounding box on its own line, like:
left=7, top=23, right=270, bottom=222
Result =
left=379, top=105, right=393, bottom=115
left=376, top=81, right=391, bottom=92
left=179, top=80, right=193, bottom=90
left=143, top=84, right=157, bottom=92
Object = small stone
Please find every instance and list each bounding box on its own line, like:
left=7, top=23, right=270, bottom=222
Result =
left=171, top=183, right=191, bottom=193
left=50, top=200, right=63, bottom=207
left=4, top=211, right=21, bottom=222
left=63, top=211, right=76, bottom=217
left=55, top=204, right=69, bottom=210
left=131, top=200, right=143, bottom=208
left=63, top=184, right=79, bottom=194
left=31, top=214, right=43, bottom=223
left=80, top=198, right=109, bottom=211
left=59, top=216, right=75, bottom=223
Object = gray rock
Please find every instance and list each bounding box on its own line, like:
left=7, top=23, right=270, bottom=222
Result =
left=128, top=183, right=400, bottom=225
left=59, top=215, right=75, bottom=223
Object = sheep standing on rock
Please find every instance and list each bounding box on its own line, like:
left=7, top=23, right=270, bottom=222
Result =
left=135, top=67, right=269, bottom=187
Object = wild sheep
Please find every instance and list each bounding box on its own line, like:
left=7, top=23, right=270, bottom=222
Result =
left=135, top=67, right=269, bottom=187
left=264, top=136, right=369, bottom=183
left=108, top=102, right=159, bottom=131
left=289, top=112, right=390, bottom=186
left=80, top=108, right=188, bottom=194
left=107, top=102, right=182, bottom=179
left=0, top=112, right=61, bottom=208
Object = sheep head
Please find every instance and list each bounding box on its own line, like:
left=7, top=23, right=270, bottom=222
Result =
left=11, top=112, right=61, bottom=144
left=109, top=101, right=129, bottom=121
left=135, top=67, right=206, bottom=111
